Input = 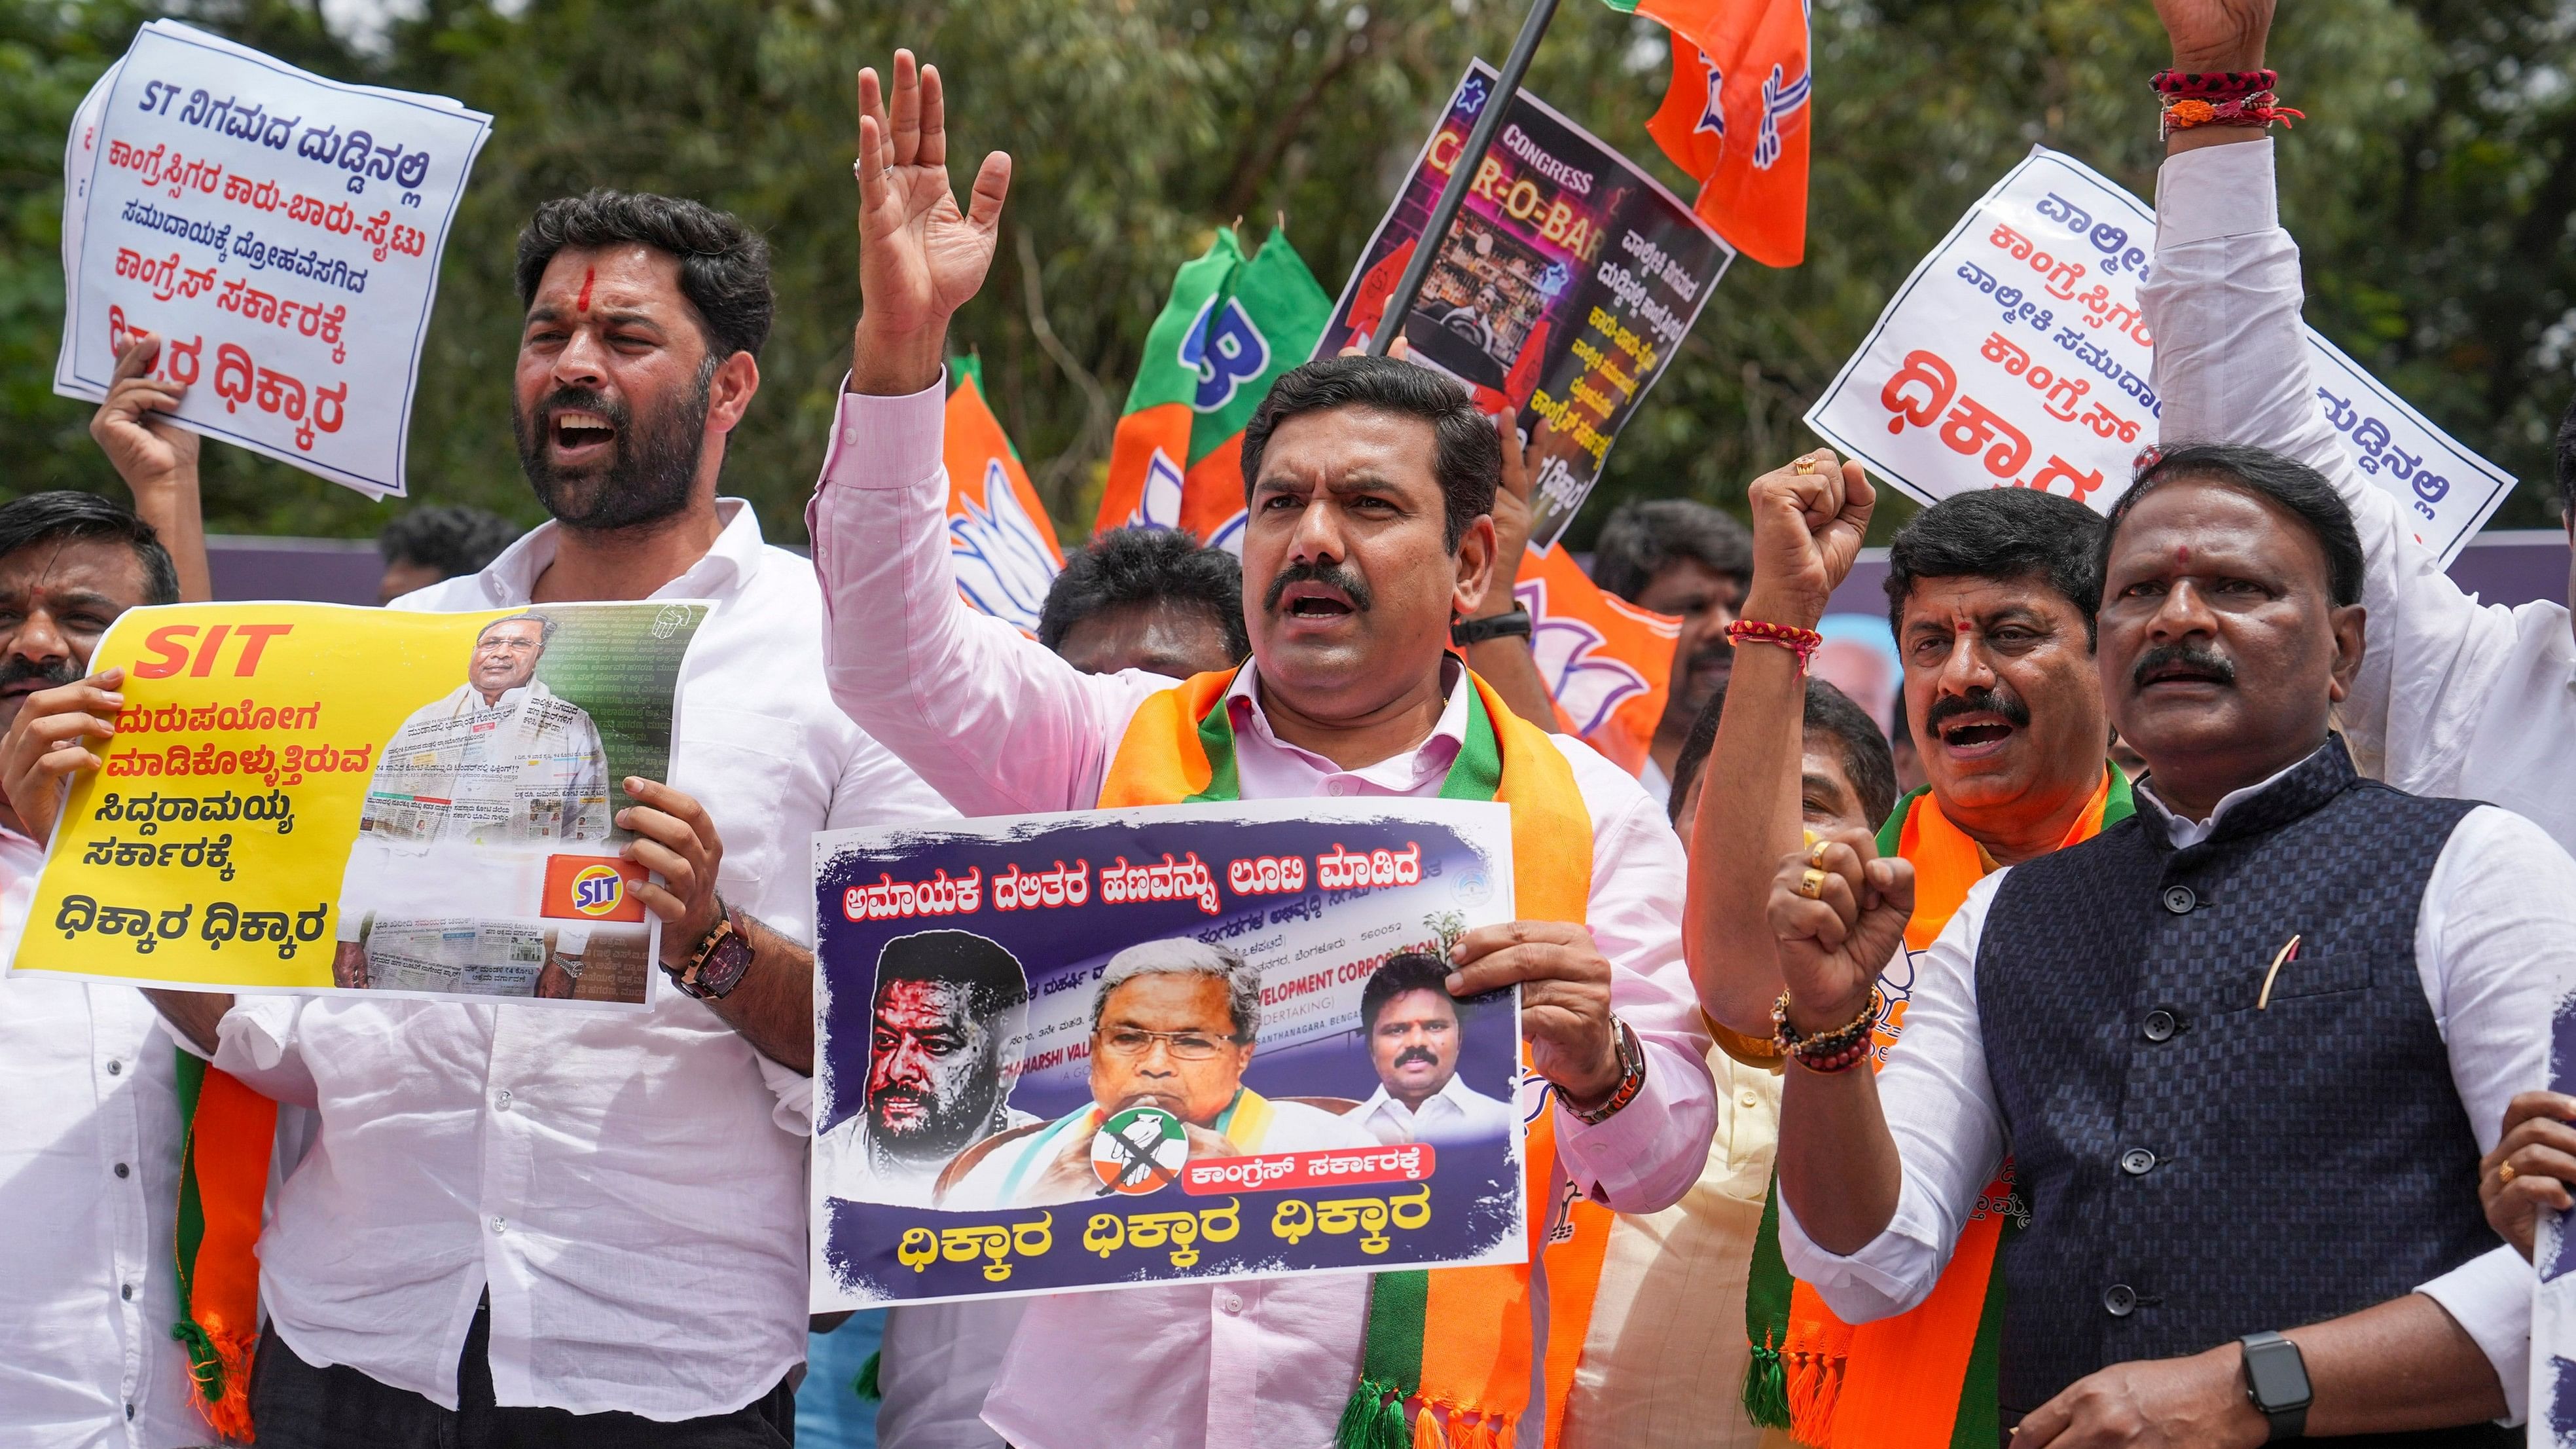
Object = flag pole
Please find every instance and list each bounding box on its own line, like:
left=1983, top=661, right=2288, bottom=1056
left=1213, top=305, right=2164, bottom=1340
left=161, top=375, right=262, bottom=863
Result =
left=1365, top=0, right=1566, bottom=358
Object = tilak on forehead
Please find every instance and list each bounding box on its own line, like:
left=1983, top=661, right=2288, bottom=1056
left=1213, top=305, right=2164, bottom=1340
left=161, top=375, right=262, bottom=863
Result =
left=575, top=267, right=594, bottom=312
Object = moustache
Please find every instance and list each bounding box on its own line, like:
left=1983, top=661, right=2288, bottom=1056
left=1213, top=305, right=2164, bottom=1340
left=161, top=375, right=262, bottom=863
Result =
left=1921, top=685, right=2031, bottom=735
left=1261, top=559, right=1374, bottom=615
left=528, top=384, right=631, bottom=439
left=0, top=655, right=81, bottom=694
left=2132, top=642, right=2237, bottom=689
left=1393, top=1046, right=1441, bottom=1069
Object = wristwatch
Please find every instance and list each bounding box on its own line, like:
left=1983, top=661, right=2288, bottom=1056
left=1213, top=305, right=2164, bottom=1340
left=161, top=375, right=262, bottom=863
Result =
left=2238, top=1330, right=2310, bottom=1440
left=1564, top=1019, right=1648, bottom=1126
left=668, top=900, right=753, bottom=1000
left=1452, top=606, right=1533, bottom=648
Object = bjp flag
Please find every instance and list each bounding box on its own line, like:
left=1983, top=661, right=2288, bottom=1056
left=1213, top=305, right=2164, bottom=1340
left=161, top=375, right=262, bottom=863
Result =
left=945, top=363, right=1066, bottom=633
left=1625, top=0, right=1812, bottom=268
left=1514, top=540, right=1680, bottom=777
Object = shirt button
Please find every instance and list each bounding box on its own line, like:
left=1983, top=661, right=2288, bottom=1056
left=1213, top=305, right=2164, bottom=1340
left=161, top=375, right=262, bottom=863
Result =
left=1326, top=779, right=1350, bottom=797
left=114, top=1162, right=130, bottom=1179
left=105, top=1059, right=123, bottom=1076
left=1220, top=1291, right=1244, bottom=1314
left=495, top=1089, right=514, bottom=1110
left=2161, top=885, right=2197, bottom=915
left=2118, top=1147, right=2157, bottom=1177
left=2103, top=1284, right=2137, bottom=1317
left=491, top=1216, right=507, bottom=1234
left=1739, top=1090, right=1761, bottom=1109
left=2142, top=1010, right=2177, bottom=1043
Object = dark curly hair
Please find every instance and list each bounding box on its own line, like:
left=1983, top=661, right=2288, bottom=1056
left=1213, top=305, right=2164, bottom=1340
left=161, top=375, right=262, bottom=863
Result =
left=515, top=190, right=774, bottom=361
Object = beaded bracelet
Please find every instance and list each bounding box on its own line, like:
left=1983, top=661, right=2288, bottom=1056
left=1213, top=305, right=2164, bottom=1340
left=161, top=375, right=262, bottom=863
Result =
left=1772, top=987, right=1882, bottom=1075
left=2150, top=67, right=2277, bottom=100
left=1728, top=619, right=1823, bottom=672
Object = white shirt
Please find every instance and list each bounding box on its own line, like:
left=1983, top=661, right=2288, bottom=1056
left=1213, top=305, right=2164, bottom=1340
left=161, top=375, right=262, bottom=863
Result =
left=1774, top=776, right=2569, bottom=1422
left=200, top=499, right=955, bottom=1420
left=1357, top=1069, right=1521, bottom=1147
left=2139, top=139, right=2576, bottom=855
left=0, top=826, right=208, bottom=1449
left=808, top=377, right=1718, bottom=1449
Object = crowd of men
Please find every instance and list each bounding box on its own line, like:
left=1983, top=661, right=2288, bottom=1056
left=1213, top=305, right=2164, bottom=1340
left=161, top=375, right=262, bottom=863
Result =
left=7, top=1, right=2576, bottom=1446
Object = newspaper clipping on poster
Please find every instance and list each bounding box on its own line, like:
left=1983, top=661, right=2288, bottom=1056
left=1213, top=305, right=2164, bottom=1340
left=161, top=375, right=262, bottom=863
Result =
left=811, top=799, right=1528, bottom=1308
left=1804, top=146, right=2513, bottom=564
left=6, top=601, right=708, bottom=1009
left=1316, top=60, right=1734, bottom=551
left=54, top=20, right=493, bottom=498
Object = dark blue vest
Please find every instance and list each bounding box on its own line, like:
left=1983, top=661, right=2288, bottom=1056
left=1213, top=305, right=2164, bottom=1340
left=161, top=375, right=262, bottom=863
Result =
left=1974, top=738, right=2498, bottom=1420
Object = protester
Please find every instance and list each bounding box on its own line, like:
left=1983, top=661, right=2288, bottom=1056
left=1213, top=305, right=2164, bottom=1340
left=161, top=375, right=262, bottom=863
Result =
left=52, top=190, right=954, bottom=1446
left=1588, top=498, right=1752, bottom=805
left=1563, top=670, right=1893, bottom=1449
left=0, top=335, right=222, bottom=1449
left=2135, top=0, right=2576, bottom=862
left=376, top=505, right=524, bottom=605
left=811, top=52, right=1712, bottom=1447
left=1038, top=523, right=1246, bottom=676
left=1886, top=691, right=1926, bottom=797
left=1770, top=441, right=2566, bottom=1443
left=1684, top=454, right=2120, bottom=1448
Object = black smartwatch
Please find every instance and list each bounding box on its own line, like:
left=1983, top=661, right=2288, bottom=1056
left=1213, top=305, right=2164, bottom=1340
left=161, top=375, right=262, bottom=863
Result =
left=2238, top=1330, right=2310, bottom=1440
left=1452, top=606, right=1533, bottom=648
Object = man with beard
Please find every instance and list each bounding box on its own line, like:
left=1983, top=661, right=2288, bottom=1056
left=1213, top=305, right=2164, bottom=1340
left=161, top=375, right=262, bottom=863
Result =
left=816, top=930, right=1035, bottom=1206
left=0, top=335, right=222, bottom=1449
left=1354, top=951, right=1515, bottom=1147
left=1589, top=498, right=1752, bottom=808
left=811, top=54, right=1710, bottom=1448
left=1684, top=455, right=2122, bottom=1449
left=1769, top=443, right=2567, bottom=1445
left=116, top=191, right=953, bottom=1444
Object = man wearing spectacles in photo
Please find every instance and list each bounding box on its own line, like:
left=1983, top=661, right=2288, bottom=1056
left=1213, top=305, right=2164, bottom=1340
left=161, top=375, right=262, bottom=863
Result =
left=935, top=937, right=1373, bottom=1209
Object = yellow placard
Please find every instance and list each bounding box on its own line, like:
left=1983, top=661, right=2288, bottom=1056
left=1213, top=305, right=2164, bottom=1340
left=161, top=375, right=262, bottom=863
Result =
left=11, top=599, right=708, bottom=1006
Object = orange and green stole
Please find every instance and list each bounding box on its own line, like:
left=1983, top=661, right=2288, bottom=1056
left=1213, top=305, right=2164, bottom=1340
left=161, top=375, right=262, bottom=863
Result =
left=172, top=1052, right=277, bottom=1441
left=1741, top=767, right=2131, bottom=1449
left=1099, top=666, right=1611, bottom=1449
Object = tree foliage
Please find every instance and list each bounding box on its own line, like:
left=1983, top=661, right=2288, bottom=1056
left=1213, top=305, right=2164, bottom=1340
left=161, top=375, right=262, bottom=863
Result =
left=2, top=0, right=2570, bottom=545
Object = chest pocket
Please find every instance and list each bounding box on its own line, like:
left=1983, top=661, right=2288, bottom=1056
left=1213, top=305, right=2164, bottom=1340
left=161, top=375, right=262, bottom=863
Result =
left=672, top=705, right=810, bottom=898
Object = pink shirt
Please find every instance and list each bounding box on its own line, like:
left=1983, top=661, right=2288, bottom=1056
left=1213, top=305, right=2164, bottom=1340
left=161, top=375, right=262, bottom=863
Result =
left=808, top=376, right=1716, bottom=1449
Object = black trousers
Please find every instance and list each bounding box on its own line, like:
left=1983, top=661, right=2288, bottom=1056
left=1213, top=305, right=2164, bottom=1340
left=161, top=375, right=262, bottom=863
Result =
left=247, top=1306, right=796, bottom=1449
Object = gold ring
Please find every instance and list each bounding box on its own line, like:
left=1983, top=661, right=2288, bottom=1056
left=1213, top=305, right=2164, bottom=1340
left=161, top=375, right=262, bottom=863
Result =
left=1791, top=456, right=1821, bottom=474
left=1796, top=868, right=1827, bottom=900
left=1808, top=839, right=1831, bottom=868
left=2500, top=1162, right=2518, bottom=1185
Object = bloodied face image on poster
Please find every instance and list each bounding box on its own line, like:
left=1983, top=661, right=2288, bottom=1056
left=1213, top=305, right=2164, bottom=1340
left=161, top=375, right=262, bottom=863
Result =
left=810, top=799, right=1527, bottom=1308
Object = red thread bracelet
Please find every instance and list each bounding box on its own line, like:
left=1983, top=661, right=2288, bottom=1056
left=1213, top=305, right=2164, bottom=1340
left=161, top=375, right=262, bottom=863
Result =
left=1728, top=619, right=1823, bottom=672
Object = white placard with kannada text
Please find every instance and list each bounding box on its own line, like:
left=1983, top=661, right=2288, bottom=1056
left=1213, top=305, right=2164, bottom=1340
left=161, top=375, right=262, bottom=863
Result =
left=54, top=21, right=492, bottom=499
left=1805, top=146, right=2513, bottom=564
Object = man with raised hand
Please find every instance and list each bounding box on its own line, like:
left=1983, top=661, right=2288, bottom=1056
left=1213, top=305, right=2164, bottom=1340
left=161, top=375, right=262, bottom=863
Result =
left=1679, top=452, right=2126, bottom=1449
left=1769, top=441, right=2562, bottom=1446
left=810, top=51, right=1712, bottom=1449
left=105, top=191, right=952, bottom=1446
left=2136, top=0, right=2576, bottom=854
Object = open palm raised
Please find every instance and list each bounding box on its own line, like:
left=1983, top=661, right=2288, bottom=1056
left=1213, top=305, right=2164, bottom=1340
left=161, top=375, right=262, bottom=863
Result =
left=850, top=50, right=1012, bottom=395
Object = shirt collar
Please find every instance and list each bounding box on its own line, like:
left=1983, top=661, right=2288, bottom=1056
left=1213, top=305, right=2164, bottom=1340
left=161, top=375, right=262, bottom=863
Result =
left=1361, top=1068, right=1479, bottom=1119
left=471, top=498, right=765, bottom=606
left=1221, top=655, right=1472, bottom=788
left=2133, top=736, right=2351, bottom=849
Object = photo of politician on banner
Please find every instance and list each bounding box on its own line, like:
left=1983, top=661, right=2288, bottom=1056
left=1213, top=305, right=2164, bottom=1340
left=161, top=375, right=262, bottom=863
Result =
left=810, top=799, right=1527, bottom=1308
left=6, top=599, right=708, bottom=1008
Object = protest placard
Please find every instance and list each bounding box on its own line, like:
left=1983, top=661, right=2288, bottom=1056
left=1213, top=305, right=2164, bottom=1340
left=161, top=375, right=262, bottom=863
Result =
left=1804, top=147, right=2514, bottom=564
left=53, top=20, right=492, bottom=498
left=2538, top=996, right=2576, bottom=1439
left=1317, top=60, right=1734, bottom=551
left=8, top=600, right=708, bottom=1008
left=810, top=799, right=1527, bottom=1308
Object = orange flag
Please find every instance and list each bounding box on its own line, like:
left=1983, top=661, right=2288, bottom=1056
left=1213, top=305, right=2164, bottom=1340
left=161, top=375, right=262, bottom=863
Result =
left=1514, top=541, right=1680, bottom=776
left=1635, top=0, right=1812, bottom=267
left=944, top=368, right=1066, bottom=633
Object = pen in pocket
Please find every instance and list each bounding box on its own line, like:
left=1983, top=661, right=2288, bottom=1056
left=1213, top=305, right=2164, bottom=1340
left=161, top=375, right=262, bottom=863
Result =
left=2255, top=934, right=2302, bottom=1011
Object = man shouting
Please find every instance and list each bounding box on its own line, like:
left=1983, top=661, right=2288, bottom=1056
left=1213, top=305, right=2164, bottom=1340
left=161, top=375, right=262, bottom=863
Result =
left=810, top=52, right=1712, bottom=1449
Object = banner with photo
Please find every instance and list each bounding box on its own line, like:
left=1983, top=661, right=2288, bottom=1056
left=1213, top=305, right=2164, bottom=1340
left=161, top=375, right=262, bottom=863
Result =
left=1803, top=145, right=2513, bottom=564
left=811, top=799, right=1527, bottom=1308
left=54, top=20, right=492, bottom=498
left=7, top=600, right=708, bottom=1009
left=2534, top=994, right=2576, bottom=1439
left=1317, top=60, right=1734, bottom=551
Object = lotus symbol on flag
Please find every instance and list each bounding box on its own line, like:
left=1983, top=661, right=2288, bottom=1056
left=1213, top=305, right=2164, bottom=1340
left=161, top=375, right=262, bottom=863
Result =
left=950, top=460, right=1063, bottom=632
left=1514, top=576, right=1650, bottom=737
left=1205, top=508, right=1248, bottom=558
left=1123, top=449, right=1187, bottom=532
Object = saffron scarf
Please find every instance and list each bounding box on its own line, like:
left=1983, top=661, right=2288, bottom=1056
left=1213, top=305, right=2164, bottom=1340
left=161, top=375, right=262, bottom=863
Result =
left=1098, top=666, right=1610, bottom=1449
left=172, top=1051, right=277, bottom=1442
left=1741, top=768, right=2131, bottom=1449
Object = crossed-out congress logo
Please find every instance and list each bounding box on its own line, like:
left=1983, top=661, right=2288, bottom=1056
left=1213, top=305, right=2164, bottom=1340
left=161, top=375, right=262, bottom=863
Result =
left=1091, top=1105, right=1189, bottom=1195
